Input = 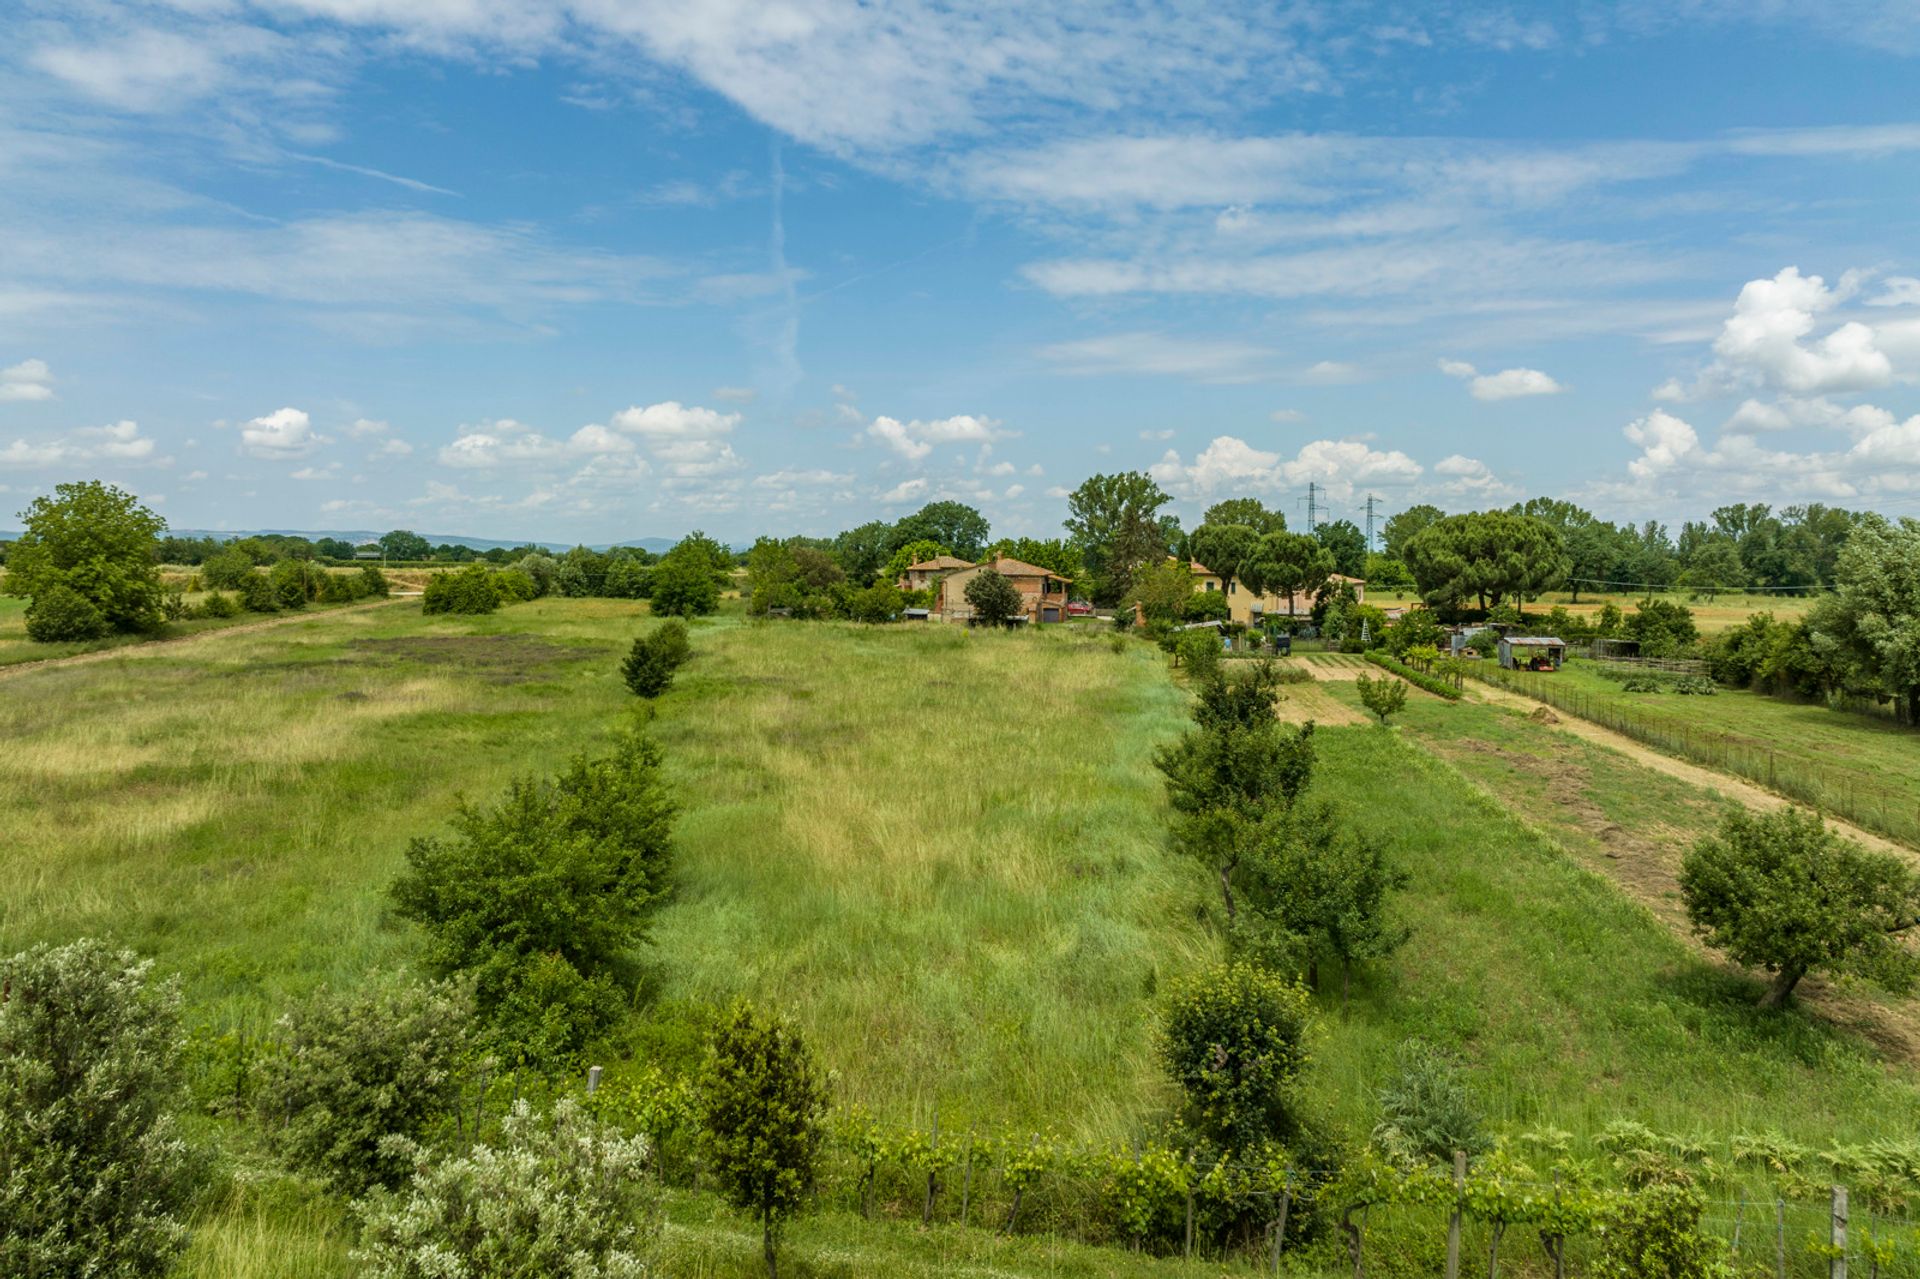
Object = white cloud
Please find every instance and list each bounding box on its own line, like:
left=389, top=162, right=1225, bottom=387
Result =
left=1269, top=408, right=1306, bottom=423
left=753, top=468, right=852, bottom=488
left=1663, top=267, right=1900, bottom=399
left=0, top=358, right=54, bottom=402
left=1301, top=360, right=1363, bottom=384
left=289, top=465, right=337, bottom=480
left=1438, top=357, right=1565, bottom=400
left=608, top=401, right=741, bottom=440
left=1038, top=331, right=1279, bottom=383
left=0, top=418, right=160, bottom=469
left=346, top=417, right=389, bottom=437
left=372, top=437, right=415, bottom=457
left=240, top=406, right=324, bottom=459
left=1432, top=454, right=1514, bottom=497
left=1150, top=434, right=1422, bottom=499
left=1140, top=429, right=1174, bottom=441
left=437, top=419, right=569, bottom=469
left=1868, top=276, right=1920, bottom=308
left=713, top=385, right=758, bottom=403
left=880, top=477, right=929, bottom=504
left=865, top=413, right=1006, bottom=461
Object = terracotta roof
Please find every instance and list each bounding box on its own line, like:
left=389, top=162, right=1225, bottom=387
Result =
left=1188, top=559, right=1216, bottom=576
left=1330, top=573, right=1367, bottom=584
left=904, top=555, right=975, bottom=571
left=986, top=556, right=1071, bottom=581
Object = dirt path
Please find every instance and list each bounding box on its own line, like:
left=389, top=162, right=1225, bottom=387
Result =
left=1466, top=679, right=1916, bottom=860
left=0, top=595, right=415, bottom=683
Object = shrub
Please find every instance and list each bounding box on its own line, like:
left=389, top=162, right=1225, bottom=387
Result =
left=234, top=570, right=278, bottom=613
left=257, top=979, right=474, bottom=1195
left=1159, top=962, right=1312, bottom=1152
left=1371, top=1041, right=1487, bottom=1165
left=496, top=567, right=539, bottom=602
left=1183, top=590, right=1231, bottom=623
left=0, top=939, right=205, bottom=1277
left=4, top=480, right=168, bottom=636
left=1364, top=650, right=1462, bottom=700
left=699, top=1002, right=829, bottom=1279
left=964, top=568, right=1023, bottom=627
left=197, top=590, right=241, bottom=619
left=389, top=734, right=675, bottom=1062
left=514, top=553, right=558, bottom=597
left=315, top=571, right=356, bottom=604
left=358, top=564, right=391, bottom=598
left=268, top=558, right=314, bottom=609
left=1356, top=672, right=1408, bottom=724
left=421, top=563, right=502, bottom=615
left=24, top=581, right=109, bottom=641
left=1680, top=807, right=1920, bottom=1008
left=623, top=620, right=691, bottom=698
left=354, top=1098, right=656, bottom=1279
left=650, top=549, right=721, bottom=617
left=199, top=546, right=257, bottom=590
left=1593, top=1181, right=1729, bottom=1279
left=1177, top=627, right=1223, bottom=680
left=846, top=581, right=903, bottom=623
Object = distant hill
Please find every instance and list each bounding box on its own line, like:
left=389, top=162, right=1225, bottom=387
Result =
left=163, top=529, right=685, bottom=554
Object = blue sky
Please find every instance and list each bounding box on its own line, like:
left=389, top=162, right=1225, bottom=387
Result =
left=3, top=2, right=1919, bottom=544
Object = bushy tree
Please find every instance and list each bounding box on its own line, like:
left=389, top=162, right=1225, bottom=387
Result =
left=514, top=553, right=558, bottom=597
left=1382, top=503, right=1445, bottom=560
left=1188, top=522, right=1258, bottom=594
left=1127, top=555, right=1196, bottom=626
left=1242, top=800, right=1410, bottom=999
left=1159, top=963, right=1313, bottom=1153
left=602, top=554, right=649, bottom=599
left=379, top=529, right=431, bottom=560
left=0, top=938, right=204, bottom=1277
left=1384, top=606, right=1446, bottom=657
left=1404, top=511, right=1565, bottom=614
left=199, top=546, right=257, bottom=590
left=1064, top=471, right=1171, bottom=604
left=389, top=734, right=675, bottom=1060
left=1315, top=518, right=1368, bottom=577
left=257, top=979, right=473, bottom=1195
left=964, top=567, right=1023, bottom=627
left=651, top=544, right=723, bottom=617
left=269, top=558, right=314, bottom=610
left=1355, top=673, right=1408, bottom=725
left=1680, top=807, right=1920, bottom=1007
left=24, top=581, right=109, bottom=641
left=1202, top=497, right=1286, bottom=537
left=235, top=569, right=278, bottom=613
left=1623, top=597, right=1699, bottom=658
left=846, top=581, right=903, bottom=622
left=421, top=563, right=502, bottom=615
left=1593, top=1181, right=1729, bottom=1279
left=355, top=1098, right=656, bottom=1279
left=1177, top=626, right=1223, bottom=680
left=5, top=480, right=168, bottom=637
left=623, top=620, right=691, bottom=697
left=1155, top=663, right=1316, bottom=922
left=699, top=1002, right=829, bottom=1279
left=1807, top=515, right=1920, bottom=723
left=895, top=500, right=990, bottom=560
left=1243, top=531, right=1334, bottom=624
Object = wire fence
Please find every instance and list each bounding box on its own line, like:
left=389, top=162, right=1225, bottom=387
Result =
left=1469, top=664, right=1920, bottom=849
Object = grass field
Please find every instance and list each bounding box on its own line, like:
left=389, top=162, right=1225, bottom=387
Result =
left=10, top=601, right=1920, bottom=1275
left=1367, top=588, right=1817, bottom=635
left=0, top=591, right=387, bottom=668
left=1475, top=659, right=1920, bottom=848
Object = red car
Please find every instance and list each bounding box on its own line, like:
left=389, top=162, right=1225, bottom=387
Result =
left=1066, top=599, right=1094, bottom=616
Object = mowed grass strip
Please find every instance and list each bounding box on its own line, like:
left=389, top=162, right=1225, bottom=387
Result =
left=643, top=620, right=1213, bottom=1143
left=1294, top=708, right=1920, bottom=1147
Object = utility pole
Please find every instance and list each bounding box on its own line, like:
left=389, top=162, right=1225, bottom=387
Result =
left=1305, top=482, right=1319, bottom=533
left=1364, top=494, right=1381, bottom=552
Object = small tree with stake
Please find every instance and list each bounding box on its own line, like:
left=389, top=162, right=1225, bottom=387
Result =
left=1355, top=673, right=1408, bottom=725
left=699, top=1002, right=829, bottom=1279
left=1680, top=806, right=1920, bottom=1008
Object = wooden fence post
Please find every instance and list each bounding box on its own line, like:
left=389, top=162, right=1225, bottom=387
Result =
left=1270, top=1172, right=1292, bottom=1275
left=1446, top=1150, right=1466, bottom=1279
left=586, top=1064, right=602, bottom=1095
left=1183, top=1164, right=1196, bottom=1260
left=1832, top=1185, right=1848, bottom=1279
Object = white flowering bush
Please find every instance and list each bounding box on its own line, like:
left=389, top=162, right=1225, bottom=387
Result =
left=354, top=1098, right=657, bottom=1278
left=0, top=938, right=205, bottom=1277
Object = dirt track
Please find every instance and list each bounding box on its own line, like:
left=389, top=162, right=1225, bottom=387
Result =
left=1467, top=679, right=1914, bottom=860
left=0, top=595, right=415, bottom=683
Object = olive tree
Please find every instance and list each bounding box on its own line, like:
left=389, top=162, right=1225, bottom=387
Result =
left=1680, top=807, right=1920, bottom=1007
left=1355, top=673, right=1408, bottom=724
left=698, top=1002, right=829, bottom=1279
left=1, top=939, right=205, bottom=1277
left=5, top=480, right=168, bottom=638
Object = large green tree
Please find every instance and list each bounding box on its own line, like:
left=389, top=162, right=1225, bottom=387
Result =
left=1381, top=503, right=1445, bottom=559
left=1314, top=518, right=1368, bottom=577
left=1402, top=511, right=1565, bottom=613
left=1064, top=471, right=1171, bottom=605
left=1187, top=521, right=1258, bottom=594
left=1680, top=807, right=1920, bottom=1008
left=963, top=568, right=1023, bottom=627
left=379, top=529, right=431, bottom=560
left=1807, top=515, right=1920, bottom=724
left=894, top=501, right=989, bottom=560
left=1202, top=497, right=1287, bottom=536
left=5, top=480, right=167, bottom=638
left=1243, top=531, right=1335, bottom=624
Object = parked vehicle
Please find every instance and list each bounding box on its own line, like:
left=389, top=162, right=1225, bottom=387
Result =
left=1066, top=598, right=1094, bottom=616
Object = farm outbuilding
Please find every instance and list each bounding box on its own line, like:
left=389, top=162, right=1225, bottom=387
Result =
left=1499, top=636, right=1567, bottom=670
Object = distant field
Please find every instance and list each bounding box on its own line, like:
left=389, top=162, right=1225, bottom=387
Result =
left=1366, top=588, right=1816, bottom=635
left=1477, top=659, right=1920, bottom=848
left=0, top=589, right=382, bottom=669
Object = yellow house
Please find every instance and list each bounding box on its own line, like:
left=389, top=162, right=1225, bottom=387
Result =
left=897, top=554, right=974, bottom=592
left=1190, top=558, right=1366, bottom=626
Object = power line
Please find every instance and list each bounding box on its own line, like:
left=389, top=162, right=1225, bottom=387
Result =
left=1567, top=576, right=1830, bottom=594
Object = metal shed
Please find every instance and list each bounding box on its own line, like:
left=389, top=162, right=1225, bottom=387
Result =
left=1499, top=636, right=1567, bottom=670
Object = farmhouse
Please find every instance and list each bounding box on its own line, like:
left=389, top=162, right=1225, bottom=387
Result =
left=938, top=556, right=1074, bottom=624
left=897, top=554, right=974, bottom=592
left=1189, top=559, right=1367, bottom=627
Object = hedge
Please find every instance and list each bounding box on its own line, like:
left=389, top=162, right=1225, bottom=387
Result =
left=1364, top=650, right=1462, bottom=700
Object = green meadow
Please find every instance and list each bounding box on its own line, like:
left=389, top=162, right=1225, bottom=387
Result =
left=7, top=600, right=1920, bottom=1274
